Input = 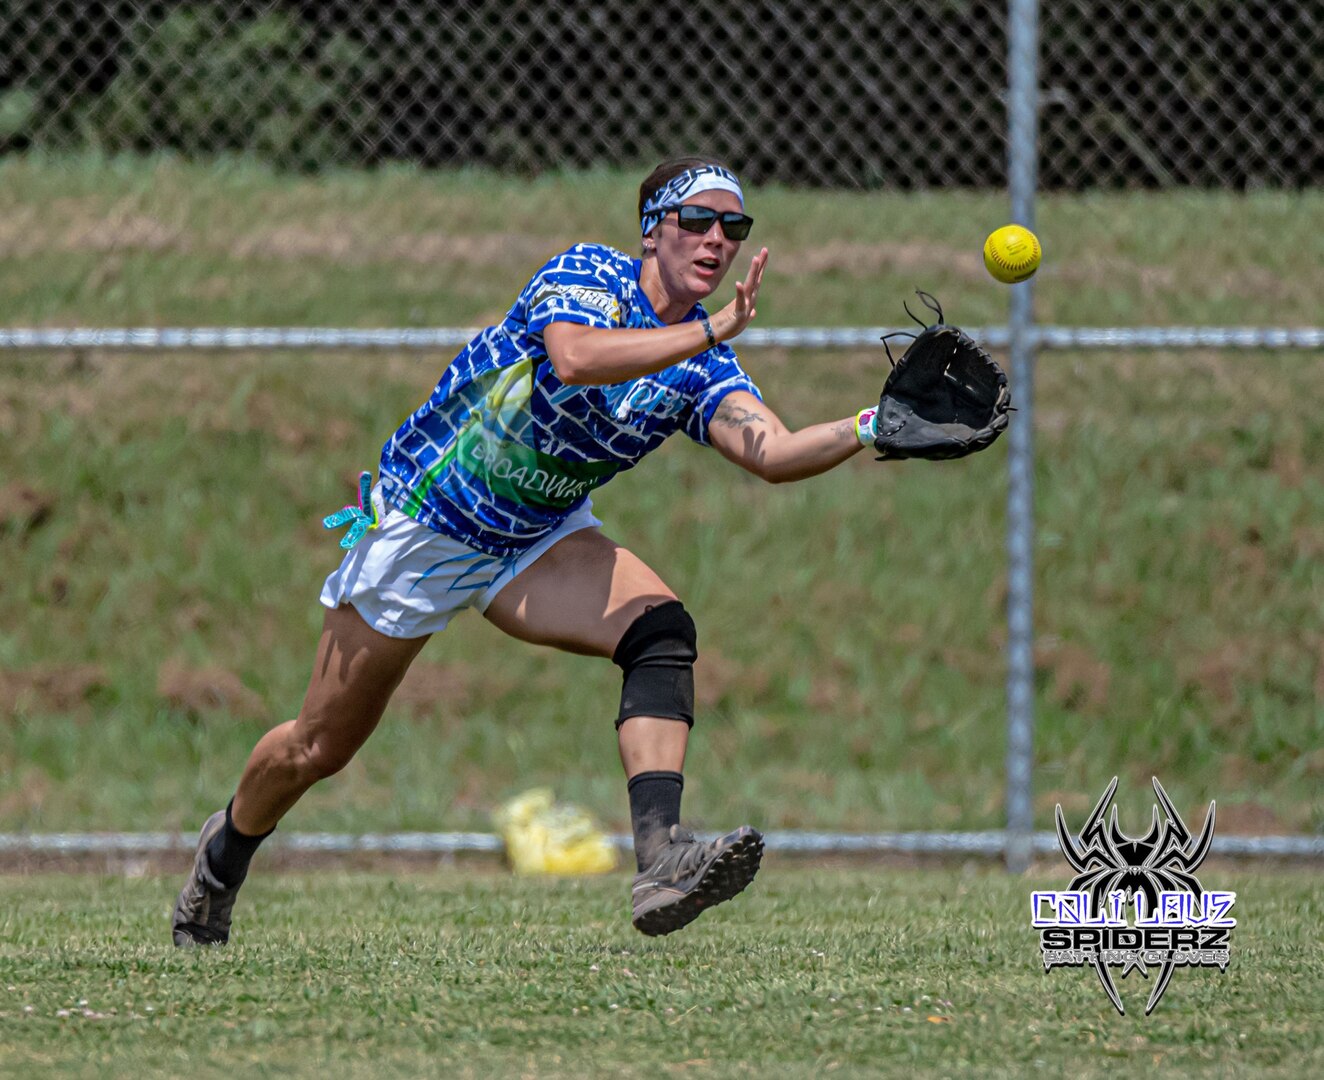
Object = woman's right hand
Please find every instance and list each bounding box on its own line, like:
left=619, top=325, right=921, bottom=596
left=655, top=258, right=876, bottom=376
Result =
left=713, top=247, right=769, bottom=342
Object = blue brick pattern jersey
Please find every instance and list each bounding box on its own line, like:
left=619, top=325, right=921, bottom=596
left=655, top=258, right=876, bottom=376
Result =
left=378, top=243, right=762, bottom=556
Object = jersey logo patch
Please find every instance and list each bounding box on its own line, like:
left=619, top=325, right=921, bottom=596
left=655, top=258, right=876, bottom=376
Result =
left=608, top=380, right=687, bottom=423
left=533, top=284, right=620, bottom=321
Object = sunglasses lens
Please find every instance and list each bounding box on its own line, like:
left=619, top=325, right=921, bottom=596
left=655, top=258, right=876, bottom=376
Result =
left=675, top=206, right=754, bottom=241
left=676, top=206, right=718, bottom=233
left=722, top=215, right=753, bottom=241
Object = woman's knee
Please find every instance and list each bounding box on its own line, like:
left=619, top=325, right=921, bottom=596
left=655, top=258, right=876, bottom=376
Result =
left=612, top=599, right=697, bottom=728
left=287, top=696, right=399, bottom=785
left=286, top=609, right=423, bottom=782
left=288, top=722, right=363, bottom=783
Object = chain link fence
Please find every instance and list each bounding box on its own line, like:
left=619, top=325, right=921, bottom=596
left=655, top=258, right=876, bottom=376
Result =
left=1, top=2, right=1320, bottom=861
left=2, top=1, right=1319, bottom=187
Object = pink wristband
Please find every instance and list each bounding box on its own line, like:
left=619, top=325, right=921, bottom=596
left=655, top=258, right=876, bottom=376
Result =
left=855, top=407, right=878, bottom=446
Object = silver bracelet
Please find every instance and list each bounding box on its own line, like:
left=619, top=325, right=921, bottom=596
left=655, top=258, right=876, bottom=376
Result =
left=700, top=315, right=716, bottom=349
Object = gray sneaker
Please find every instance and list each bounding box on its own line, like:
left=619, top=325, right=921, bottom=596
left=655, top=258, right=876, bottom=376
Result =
left=631, top=824, right=764, bottom=936
left=172, top=811, right=240, bottom=947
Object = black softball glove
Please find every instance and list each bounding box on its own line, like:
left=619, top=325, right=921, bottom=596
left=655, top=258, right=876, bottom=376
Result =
left=873, top=292, right=1011, bottom=461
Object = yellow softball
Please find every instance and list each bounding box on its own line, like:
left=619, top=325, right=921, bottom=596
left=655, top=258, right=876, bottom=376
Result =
left=983, top=225, right=1042, bottom=284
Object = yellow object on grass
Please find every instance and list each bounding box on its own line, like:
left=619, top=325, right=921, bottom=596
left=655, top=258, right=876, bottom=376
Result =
left=494, top=788, right=619, bottom=876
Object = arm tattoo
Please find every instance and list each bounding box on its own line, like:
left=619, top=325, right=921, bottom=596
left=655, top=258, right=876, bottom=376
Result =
left=713, top=401, right=768, bottom=429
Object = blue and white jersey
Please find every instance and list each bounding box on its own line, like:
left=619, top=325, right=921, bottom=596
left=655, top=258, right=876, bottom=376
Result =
left=379, top=243, right=762, bottom=556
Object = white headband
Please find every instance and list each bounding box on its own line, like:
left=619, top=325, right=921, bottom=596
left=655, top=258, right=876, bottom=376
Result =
left=640, top=165, right=744, bottom=237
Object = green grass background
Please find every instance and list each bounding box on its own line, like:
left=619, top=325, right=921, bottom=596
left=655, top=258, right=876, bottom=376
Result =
left=1, top=867, right=1320, bottom=1078
left=1, top=155, right=1321, bottom=837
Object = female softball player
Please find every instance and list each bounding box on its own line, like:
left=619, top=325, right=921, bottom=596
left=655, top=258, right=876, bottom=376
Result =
left=173, top=156, right=879, bottom=944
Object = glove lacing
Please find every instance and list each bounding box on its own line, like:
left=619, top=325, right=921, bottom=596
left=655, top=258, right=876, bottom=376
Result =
left=880, top=288, right=946, bottom=366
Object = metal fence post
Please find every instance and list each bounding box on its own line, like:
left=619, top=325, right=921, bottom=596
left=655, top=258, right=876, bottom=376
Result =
left=1004, top=0, right=1040, bottom=873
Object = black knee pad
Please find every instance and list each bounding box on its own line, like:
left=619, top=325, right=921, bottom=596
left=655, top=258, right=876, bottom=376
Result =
left=612, top=601, right=697, bottom=729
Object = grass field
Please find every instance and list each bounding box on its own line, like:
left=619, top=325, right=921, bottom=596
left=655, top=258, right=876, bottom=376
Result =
left=1, top=154, right=1321, bottom=842
left=1, top=866, right=1320, bottom=1078
left=2, top=154, right=1321, bottom=330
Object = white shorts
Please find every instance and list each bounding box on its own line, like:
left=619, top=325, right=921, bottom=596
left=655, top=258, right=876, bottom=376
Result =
left=319, top=498, right=602, bottom=638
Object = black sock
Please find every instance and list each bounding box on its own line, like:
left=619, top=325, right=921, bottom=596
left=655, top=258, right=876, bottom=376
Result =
left=205, top=799, right=275, bottom=888
left=627, top=770, right=684, bottom=872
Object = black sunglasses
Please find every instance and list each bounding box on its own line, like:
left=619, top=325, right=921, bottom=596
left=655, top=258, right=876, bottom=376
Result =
left=662, top=203, right=754, bottom=241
